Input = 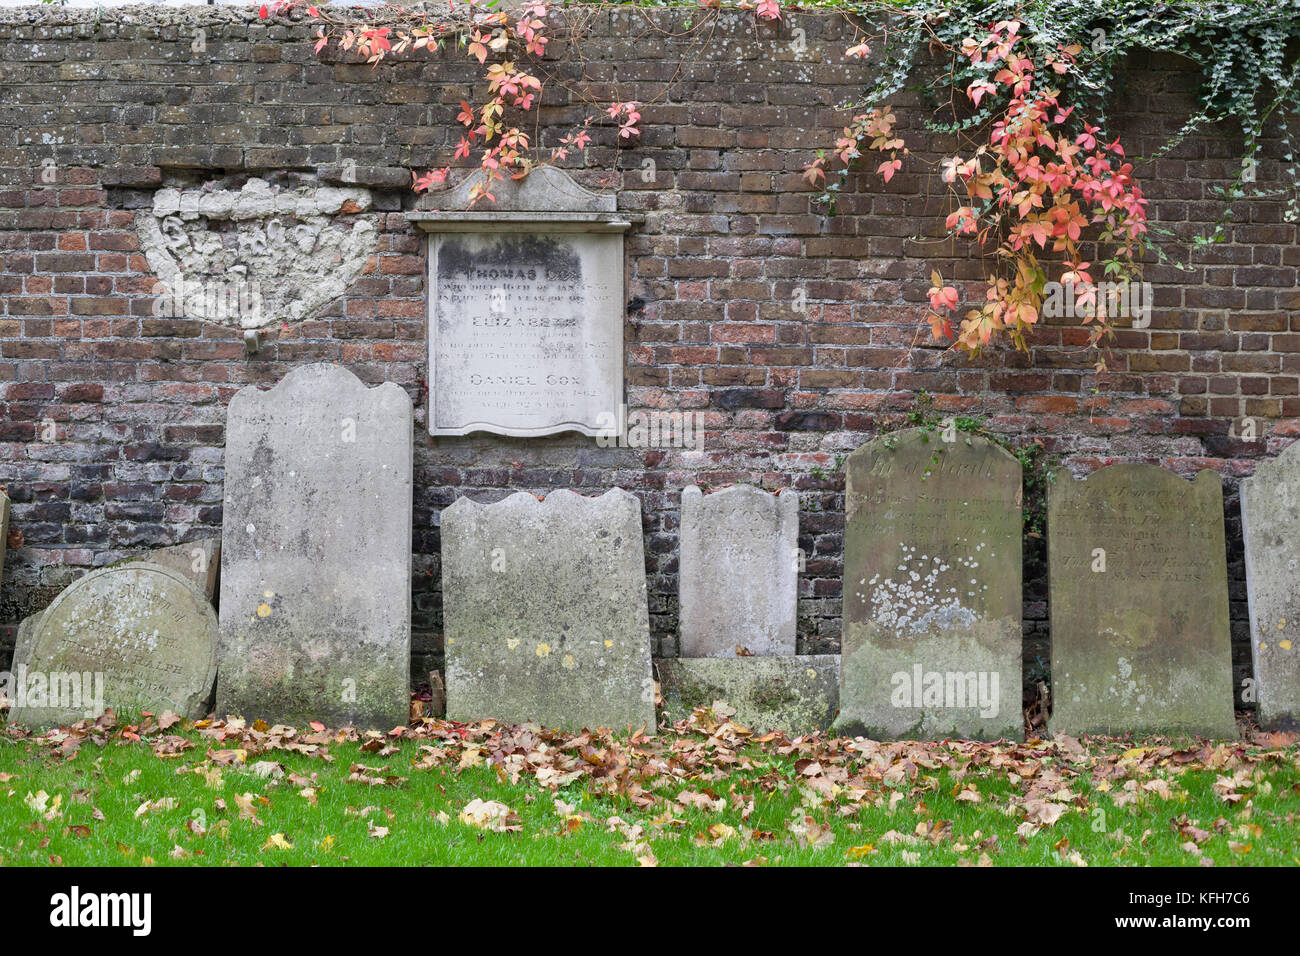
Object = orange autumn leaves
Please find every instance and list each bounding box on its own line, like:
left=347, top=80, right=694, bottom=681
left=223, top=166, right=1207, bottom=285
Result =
left=811, top=18, right=1149, bottom=359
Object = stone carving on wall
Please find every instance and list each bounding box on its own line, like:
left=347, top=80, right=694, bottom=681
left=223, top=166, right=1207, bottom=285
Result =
left=135, top=176, right=379, bottom=329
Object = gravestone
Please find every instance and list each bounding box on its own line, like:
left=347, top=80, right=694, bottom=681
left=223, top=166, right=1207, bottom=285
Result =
left=8, top=563, right=217, bottom=729
left=409, top=166, right=634, bottom=438
left=679, top=484, right=798, bottom=657
left=218, top=364, right=412, bottom=730
left=1048, top=464, right=1236, bottom=738
left=1241, top=440, right=1300, bottom=730
left=835, top=428, right=1023, bottom=741
left=0, top=488, right=9, bottom=588
left=657, top=655, right=839, bottom=735
left=441, top=488, right=655, bottom=732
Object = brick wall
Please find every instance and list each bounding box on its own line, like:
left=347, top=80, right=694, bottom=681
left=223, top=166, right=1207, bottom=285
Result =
left=1, top=5, right=1297, bottom=699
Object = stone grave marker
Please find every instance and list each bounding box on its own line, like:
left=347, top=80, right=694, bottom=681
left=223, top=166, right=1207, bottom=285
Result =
left=8, top=563, right=218, bottom=729
left=408, top=166, right=634, bottom=438
left=678, top=484, right=798, bottom=658
left=0, top=488, right=9, bottom=589
left=441, top=488, right=655, bottom=732
left=1241, top=440, right=1300, bottom=730
left=835, top=428, right=1023, bottom=741
left=1048, top=464, right=1236, bottom=738
left=218, top=364, right=412, bottom=730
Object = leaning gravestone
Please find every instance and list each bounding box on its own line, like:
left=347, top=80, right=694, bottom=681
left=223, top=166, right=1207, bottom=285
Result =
left=408, top=166, right=632, bottom=438
left=679, top=484, right=798, bottom=657
left=835, top=428, right=1023, bottom=741
left=1241, top=440, right=1300, bottom=730
left=128, top=539, right=220, bottom=602
left=8, top=563, right=218, bottom=729
left=441, top=488, right=655, bottom=732
left=1048, top=464, right=1236, bottom=738
left=218, top=364, right=412, bottom=729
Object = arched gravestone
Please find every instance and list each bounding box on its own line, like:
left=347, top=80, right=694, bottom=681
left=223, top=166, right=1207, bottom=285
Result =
left=441, top=488, right=655, bottom=732
left=1241, top=439, right=1300, bottom=730
left=834, top=429, right=1023, bottom=741
left=678, top=484, right=798, bottom=658
left=8, top=563, right=217, bottom=729
left=217, top=364, right=413, bottom=730
left=1048, top=464, right=1236, bottom=738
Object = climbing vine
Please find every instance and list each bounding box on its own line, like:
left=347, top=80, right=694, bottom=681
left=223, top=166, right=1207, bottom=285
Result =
left=260, top=0, right=1299, bottom=363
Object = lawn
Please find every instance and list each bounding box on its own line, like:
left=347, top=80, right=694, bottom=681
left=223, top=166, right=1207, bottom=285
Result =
left=1, top=708, right=1297, bottom=867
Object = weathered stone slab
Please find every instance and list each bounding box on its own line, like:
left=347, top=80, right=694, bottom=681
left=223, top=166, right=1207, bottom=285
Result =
left=11, top=611, right=40, bottom=673
left=657, top=655, right=839, bottom=734
left=679, top=484, right=798, bottom=657
left=218, top=364, right=412, bottom=730
left=8, top=563, right=217, bottom=729
left=1241, top=440, right=1300, bottom=730
left=835, top=428, right=1023, bottom=741
left=1048, top=464, right=1236, bottom=738
left=126, top=539, right=220, bottom=602
left=441, top=488, right=655, bottom=732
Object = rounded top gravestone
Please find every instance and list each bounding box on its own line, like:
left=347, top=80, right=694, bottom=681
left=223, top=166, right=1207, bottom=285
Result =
left=10, top=563, right=218, bottom=730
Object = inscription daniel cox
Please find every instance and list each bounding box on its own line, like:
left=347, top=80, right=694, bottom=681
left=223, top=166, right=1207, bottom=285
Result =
left=409, top=167, right=639, bottom=438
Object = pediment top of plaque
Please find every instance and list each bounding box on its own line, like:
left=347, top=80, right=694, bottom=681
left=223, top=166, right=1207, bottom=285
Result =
left=409, top=166, right=641, bottom=232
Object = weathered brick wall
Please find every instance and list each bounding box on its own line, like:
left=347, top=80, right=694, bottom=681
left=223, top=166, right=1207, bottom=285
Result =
left=1, top=5, right=1296, bottom=700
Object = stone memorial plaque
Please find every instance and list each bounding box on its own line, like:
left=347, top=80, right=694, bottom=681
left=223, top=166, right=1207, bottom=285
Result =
left=679, top=484, right=798, bottom=658
left=9, top=563, right=217, bottom=729
left=441, top=488, right=655, bottom=732
left=657, top=655, right=839, bottom=735
left=1241, top=441, right=1300, bottom=730
left=410, top=166, right=632, bottom=438
left=218, top=364, right=412, bottom=730
left=835, top=429, right=1023, bottom=741
left=1048, top=464, right=1236, bottom=738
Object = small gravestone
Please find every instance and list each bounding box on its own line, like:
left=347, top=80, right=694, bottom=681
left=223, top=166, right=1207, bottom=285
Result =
left=8, top=563, right=217, bottom=729
left=835, top=428, right=1023, bottom=741
left=128, top=539, right=220, bottom=602
left=441, top=488, right=654, bottom=732
left=0, top=488, right=9, bottom=587
left=657, top=656, right=839, bottom=735
left=1241, top=440, right=1300, bottom=730
left=679, top=484, right=798, bottom=657
left=218, top=364, right=412, bottom=730
left=1048, top=464, right=1235, bottom=738
left=408, top=166, right=632, bottom=438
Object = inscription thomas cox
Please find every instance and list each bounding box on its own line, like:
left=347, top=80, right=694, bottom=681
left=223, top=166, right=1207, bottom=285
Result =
left=430, top=233, right=620, bottom=435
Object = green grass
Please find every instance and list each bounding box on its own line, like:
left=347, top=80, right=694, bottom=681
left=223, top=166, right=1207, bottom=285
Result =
left=1, top=712, right=1297, bottom=866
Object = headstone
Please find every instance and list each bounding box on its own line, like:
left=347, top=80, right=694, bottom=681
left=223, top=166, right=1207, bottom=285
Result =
left=1241, top=440, right=1300, bottom=730
left=409, top=166, right=632, bottom=438
left=126, top=539, right=220, bottom=602
left=218, top=364, right=412, bottom=730
left=657, top=655, right=839, bottom=734
left=8, top=563, right=217, bottom=729
left=1048, top=464, right=1236, bottom=738
left=835, top=428, right=1023, bottom=740
left=0, top=488, right=9, bottom=589
left=441, top=488, right=655, bottom=732
left=11, top=611, right=40, bottom=674
left=679, top=484, right=798, bottom=657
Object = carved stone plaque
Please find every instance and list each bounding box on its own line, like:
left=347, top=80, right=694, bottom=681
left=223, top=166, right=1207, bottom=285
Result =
left=410, top=167, right=633, bottom=438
